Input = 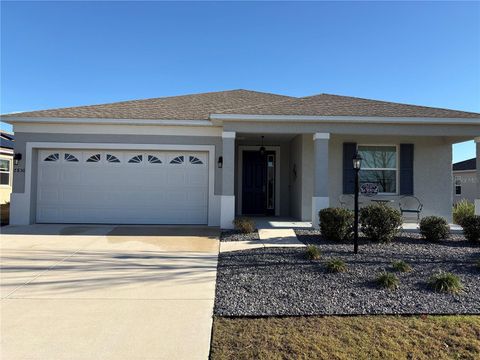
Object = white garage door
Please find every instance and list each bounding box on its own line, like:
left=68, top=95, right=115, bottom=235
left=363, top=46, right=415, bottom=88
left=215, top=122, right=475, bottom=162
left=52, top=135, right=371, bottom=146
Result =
left=36, top=149, right=209, bottom=224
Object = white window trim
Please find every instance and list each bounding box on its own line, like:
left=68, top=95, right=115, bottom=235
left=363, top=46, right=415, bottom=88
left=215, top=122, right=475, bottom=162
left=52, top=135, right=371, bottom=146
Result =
left=357, top=144, right=399, bottom=196
left=0, top=157, right=12, bottom=187
left=22, top=142, right=217, bottom=225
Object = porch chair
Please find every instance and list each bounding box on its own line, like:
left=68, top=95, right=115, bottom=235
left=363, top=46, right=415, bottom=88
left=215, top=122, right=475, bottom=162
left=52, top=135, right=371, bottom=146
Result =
left=398, top=196, right=423, bottom=222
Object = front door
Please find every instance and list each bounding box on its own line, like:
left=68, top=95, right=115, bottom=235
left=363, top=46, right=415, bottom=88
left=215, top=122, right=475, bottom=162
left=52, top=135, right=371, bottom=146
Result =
left=242, top=151, right=275, bottom=215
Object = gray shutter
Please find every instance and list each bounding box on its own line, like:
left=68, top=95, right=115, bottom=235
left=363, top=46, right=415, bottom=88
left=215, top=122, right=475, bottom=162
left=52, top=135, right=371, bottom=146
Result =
left=400, top=144, right=414, bottom=195
left=343, top=142, right=357, bottom=194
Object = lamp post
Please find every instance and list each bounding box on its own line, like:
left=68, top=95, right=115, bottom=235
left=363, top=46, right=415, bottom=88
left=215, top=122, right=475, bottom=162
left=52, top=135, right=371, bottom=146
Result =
left=353, top=152, right=363, bottom=254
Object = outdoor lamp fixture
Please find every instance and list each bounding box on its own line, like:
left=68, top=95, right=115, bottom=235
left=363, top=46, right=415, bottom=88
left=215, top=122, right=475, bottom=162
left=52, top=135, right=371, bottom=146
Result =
left=352, top=151, right=363, bottom=254
left=13, top=153, right=22, bottom=166
left=218, top=156, right=223, bottom=169
left=259, top=136, right=266, bottom=156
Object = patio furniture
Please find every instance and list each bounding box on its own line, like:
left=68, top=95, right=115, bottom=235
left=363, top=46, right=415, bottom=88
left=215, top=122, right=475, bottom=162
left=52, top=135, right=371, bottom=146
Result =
left=399, top=196, right=423, bottom=222
left=371, top=199, right=395, bottom=205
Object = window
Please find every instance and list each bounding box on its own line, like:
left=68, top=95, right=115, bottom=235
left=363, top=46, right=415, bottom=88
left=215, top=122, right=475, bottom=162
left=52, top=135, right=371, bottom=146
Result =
left=0, top=159, right=10, bottom=186
left=189, top=156, right=203, bottom=165
left=358, top=145, right=397, bottom=194
left=64, top=153, right=79, bottom=162
left=455, top=179, right=462, bottom=195
left=86, top=154, right=101, bottom=163
left=107, top=154, right=120, bottom=163
left=128, top=155, right=143, bottom=163
left=148, top=155, right=162, bottom=164
left=44, top=153, right=59, bottom=162
left=170, top=156, right=184, bottom=164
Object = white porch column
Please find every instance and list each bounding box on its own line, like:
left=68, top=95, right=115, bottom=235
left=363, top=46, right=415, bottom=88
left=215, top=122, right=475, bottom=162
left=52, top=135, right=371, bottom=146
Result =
left=475, top=138, right=480, bottom=215
left=220, top=131, right=236, bottom=228
left=312, top=133, right=330, bottom=228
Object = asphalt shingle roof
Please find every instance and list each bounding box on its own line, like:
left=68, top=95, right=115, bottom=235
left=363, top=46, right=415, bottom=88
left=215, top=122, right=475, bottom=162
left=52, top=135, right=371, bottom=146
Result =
left=1, top=90, right=293, bottom=120
left=453, top=158, right=476, bottom=171
left=2, top=89, right=479, bottom=120
left=217, top=93, right=480, bottom=118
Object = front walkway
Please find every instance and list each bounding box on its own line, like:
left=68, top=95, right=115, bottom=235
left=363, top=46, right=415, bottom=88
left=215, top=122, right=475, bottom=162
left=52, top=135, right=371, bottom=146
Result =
left=1, top=224, right=219, bottom=360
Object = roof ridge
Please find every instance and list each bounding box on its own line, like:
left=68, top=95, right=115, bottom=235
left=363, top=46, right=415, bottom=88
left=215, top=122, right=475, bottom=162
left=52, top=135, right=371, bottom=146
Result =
left=301, top=93, right=480, bottom=116
left=213, top=96, right=299, bottom=114
left=1, top=89, right=288, bottom=117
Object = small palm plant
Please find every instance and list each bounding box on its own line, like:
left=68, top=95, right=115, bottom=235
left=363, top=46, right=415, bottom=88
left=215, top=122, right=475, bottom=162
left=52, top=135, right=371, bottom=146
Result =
left=428, top=272, right=463, bottom=294
left=392, top=260, right=412, bottom=273
left=377, top=272, right=399, bottom=290
left=326, top=258, right=347, bottom=273
left=305, top=245, right=321, bottom=260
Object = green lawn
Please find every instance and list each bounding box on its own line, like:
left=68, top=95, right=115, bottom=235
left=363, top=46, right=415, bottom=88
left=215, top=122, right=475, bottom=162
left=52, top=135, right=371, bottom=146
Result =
left=211, top=315, right=480, bottom=360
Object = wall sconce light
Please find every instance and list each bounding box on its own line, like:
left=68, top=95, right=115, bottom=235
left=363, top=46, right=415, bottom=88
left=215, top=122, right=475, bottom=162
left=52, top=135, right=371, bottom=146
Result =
left=13, top=153, right=22, bottom=166
left=218, top=156, right=223, bottom=169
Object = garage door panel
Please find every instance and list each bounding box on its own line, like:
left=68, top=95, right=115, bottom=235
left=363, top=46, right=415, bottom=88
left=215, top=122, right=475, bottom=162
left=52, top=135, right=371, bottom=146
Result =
left=37, top=149, right=209, bottom=224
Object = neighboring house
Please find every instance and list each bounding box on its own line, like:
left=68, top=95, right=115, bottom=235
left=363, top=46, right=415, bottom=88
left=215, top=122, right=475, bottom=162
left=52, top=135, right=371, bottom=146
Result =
left=1, top=89, right=479, bottom=228
left=0, top=131, right=14, bottom=204
left=453, top=158, right=477, bottom=204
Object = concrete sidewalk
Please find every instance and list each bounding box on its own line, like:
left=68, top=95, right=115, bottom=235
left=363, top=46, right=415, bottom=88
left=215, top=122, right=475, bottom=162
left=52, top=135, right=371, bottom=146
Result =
left=1, top=224, right=219, bottom=360
left=220, top=228, right=305, bottom=253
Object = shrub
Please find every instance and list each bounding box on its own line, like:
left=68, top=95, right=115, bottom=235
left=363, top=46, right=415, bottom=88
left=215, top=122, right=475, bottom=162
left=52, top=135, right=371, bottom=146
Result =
left=319, top=207, right=354, bottom=242
left=376, top=272, right=399, bottom=290
left=359, top=204, right=402, bottom=243
left=428, top=272, right=463, bottom=294
left=326, top=258, right=347, bottom=273
left=461, top=215, right=480, bottom=243
left=453, top=199, right=475, bottom=227
left=305, top=245, right=321, bottom=260
left=392, top=260, right=412, bottom=273
left=232, top=217, right=256, bottom=234
left=419, top=216, right=449, bottom=242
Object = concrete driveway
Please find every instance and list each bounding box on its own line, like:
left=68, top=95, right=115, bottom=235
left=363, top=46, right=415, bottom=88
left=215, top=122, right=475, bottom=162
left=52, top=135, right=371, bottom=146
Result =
left=1, top=224, right=219, bottom=360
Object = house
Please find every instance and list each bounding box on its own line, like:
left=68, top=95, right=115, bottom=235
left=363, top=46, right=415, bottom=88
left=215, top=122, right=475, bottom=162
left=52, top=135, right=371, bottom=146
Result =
left=453, top=158, right=477, bottom=204
left=1, top=89, right=479, bottom=228
left=0, top=131, right=14, bottom=204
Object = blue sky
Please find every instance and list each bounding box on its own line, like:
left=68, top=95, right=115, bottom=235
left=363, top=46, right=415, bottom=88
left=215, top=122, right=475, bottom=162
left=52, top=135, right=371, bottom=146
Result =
left=1, top=1, right=479, bottom=162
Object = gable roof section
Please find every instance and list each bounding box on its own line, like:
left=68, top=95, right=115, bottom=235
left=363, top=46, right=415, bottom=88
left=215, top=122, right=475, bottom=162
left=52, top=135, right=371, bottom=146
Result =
left=216, top=94, right=480, bottom=119
left=453, top=158, right=476, bottom=171
left=1, top=90, right=294, bottom=120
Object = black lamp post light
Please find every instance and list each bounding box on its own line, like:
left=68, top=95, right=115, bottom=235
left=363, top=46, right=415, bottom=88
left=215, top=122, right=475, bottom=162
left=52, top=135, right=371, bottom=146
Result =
left=353, top=151, right=363, bottom=254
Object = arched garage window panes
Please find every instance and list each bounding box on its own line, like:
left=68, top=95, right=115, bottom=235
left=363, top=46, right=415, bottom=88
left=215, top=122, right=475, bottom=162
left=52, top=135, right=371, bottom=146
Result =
left=170, top=156, right=184, bottom=164
left=86, top=154, right=101, bottom=163
left=44, top=153, right=59, bottom=162
left=107, top=154, right=120, bottom=163
left=128, top=155, right=143, bottom=163
left=148, top=155, right=162, bottom=164
left=64, top=153, right=79, bottom=162
left=189, top=156, right=203, bottom=165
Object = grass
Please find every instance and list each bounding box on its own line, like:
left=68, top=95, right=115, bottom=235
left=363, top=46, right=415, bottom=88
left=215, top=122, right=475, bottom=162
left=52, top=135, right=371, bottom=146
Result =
left=376, top=272, right=399, bottom=290
left=211, top=315, right=480, bottom=360
left=305, top=245, right=321, bottom=260
left=0, top=202, right=9, bottom=226
left=392, top=260, right=412, bottom=273
left=429, top=272, right=463, bottom=294
left=326, top=258, right=347, bottom=273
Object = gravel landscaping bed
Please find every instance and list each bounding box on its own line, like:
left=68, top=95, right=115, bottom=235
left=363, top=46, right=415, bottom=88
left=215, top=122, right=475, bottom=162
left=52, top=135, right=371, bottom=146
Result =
left=214, top=232, right=480, bottom=316
left=220, top=230, right=260, bottom=242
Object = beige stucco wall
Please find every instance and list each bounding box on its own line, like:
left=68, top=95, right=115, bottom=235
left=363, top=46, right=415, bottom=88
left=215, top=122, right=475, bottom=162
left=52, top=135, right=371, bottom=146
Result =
left=0, top=154, right=13, bottom=204
left=302, top=134, right=452, bottom=222
left=453, top=170, right=477, bottom=204
left=301, top=134, right=454, bottom=222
